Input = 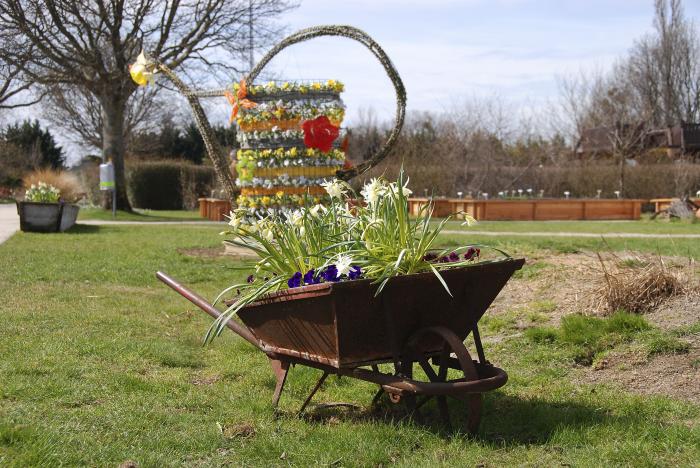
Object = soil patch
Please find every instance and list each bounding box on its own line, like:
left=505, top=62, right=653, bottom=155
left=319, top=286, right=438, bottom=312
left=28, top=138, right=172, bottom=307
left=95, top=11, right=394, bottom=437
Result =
left=178, top=244, right=257, bottom=260
left=488, top=250, right=700, bottom=403
left=581, top=335, right=700, bottom=404
left=178, top=247, right=224, bottom=259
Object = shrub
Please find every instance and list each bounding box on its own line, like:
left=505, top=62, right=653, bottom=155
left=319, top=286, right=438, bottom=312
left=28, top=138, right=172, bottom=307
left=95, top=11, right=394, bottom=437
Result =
left=22, top=168, right=83, bottom=203
left=127, top=160, right=217, bottom=210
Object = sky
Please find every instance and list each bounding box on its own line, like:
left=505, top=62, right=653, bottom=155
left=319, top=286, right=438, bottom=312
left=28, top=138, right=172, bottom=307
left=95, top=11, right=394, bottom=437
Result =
left=268, top=0, right=700, bottom=123
left=6, top=0, right=700, bottom=164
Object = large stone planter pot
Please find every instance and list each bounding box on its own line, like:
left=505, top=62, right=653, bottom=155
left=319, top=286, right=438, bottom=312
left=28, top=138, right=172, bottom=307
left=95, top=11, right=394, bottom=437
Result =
left=16, top=201, right=80, bottom=233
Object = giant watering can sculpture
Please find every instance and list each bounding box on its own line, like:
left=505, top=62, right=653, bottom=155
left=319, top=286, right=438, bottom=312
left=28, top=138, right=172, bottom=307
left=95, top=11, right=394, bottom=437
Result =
left=130, top=25, right=407, bottom=205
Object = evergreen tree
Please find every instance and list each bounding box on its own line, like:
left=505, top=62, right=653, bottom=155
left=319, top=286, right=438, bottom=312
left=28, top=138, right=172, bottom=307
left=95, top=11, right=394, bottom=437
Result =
left=3, top=119, right=65, bottom=169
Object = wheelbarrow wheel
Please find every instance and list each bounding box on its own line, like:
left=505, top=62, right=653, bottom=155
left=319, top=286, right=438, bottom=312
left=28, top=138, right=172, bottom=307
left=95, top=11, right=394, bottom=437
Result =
left=400, top=326, right=483, bottom=434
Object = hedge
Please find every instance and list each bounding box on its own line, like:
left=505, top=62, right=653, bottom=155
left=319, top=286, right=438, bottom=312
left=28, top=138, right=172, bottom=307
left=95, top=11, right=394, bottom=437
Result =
left=127, top=161, right=217, bottom=210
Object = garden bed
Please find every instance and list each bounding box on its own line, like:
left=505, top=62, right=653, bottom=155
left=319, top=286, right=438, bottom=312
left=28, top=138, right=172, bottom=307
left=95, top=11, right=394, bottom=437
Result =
left=409, top=198, right=645, bottom=221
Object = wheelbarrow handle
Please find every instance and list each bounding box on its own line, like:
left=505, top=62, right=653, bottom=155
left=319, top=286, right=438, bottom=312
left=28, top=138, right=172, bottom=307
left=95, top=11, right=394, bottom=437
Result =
left=156, top=271, right=260, bottom=349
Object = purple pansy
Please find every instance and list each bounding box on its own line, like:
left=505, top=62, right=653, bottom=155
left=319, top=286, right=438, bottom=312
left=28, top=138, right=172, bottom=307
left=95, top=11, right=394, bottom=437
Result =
left=423, top=252, right=438, bottom=262
left=464, top=247, right=480, bottom=260
left=246, top=274, right=254, bottom=283
left=348, top=265, right=362, bottom=280
left=287, top=271, right=302, bottom=288
left=448, top=251, right=460, bottom=262
left=321, top=265, right=340, bottom=282
left=303, top=269, right=321, bottom=285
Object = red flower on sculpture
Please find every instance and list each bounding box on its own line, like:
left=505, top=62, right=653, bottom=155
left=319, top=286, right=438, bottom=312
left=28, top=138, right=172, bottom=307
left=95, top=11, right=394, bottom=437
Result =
left=302, top=116, right=340, bottom=152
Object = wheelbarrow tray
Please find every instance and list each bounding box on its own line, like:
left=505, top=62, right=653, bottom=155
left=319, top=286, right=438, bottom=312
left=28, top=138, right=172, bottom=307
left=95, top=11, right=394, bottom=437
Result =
left=234, top=258, right=524, bottom=369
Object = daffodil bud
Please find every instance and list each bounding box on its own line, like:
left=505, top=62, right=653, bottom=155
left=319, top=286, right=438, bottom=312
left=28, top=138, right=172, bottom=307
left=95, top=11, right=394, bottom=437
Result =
left=129, top=51, right=156, bottom=86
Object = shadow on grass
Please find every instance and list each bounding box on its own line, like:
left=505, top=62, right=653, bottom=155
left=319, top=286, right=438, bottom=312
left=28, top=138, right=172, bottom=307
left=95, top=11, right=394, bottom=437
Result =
left=275, top=389, right=637, bottom=442
left=66, top=224, right=102, bottom=234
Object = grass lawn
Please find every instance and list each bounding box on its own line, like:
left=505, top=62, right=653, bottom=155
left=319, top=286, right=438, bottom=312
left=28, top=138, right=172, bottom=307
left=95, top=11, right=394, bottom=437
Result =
left=0, top=224, right=698, bottom=466
left=440, top=216, right=700, bottom=235
left=441, top=233, right=700, bottom=260
left=78, top=208, right=204, bottom=222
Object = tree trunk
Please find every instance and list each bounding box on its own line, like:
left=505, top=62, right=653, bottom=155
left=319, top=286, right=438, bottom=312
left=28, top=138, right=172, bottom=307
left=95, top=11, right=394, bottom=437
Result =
left=618, top=153, right=625, bottom=197
left=101, top=97, right=132, bottom=211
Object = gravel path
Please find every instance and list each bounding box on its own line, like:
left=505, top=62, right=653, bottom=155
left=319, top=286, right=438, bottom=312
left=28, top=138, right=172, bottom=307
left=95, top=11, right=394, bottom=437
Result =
left=4, top=213, right=699, bottom=241
left=79, top=220, right=222, bottom=226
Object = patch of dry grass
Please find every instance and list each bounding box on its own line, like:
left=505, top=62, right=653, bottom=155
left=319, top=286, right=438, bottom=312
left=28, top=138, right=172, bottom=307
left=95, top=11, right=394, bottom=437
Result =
left=593, top=253, right=694, bottom=314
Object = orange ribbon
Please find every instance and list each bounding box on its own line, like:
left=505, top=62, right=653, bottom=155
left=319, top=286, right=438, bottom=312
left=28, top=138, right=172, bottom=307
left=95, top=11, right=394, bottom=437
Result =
left=225, top=79, right=257, bottom=122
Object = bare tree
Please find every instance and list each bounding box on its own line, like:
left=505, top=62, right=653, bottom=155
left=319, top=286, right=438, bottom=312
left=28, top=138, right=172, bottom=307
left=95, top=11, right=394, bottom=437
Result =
left=42, top=82, right=163, bottom=151
left=627, top=0, right=700, bottom=126
left=0, top=53, right=45, bottom=109
left=0, top=0, right=295, bottom=209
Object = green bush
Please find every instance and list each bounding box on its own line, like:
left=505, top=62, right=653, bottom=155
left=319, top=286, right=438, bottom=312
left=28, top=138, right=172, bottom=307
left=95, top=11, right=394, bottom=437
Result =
left=127, top=161, right=217, bottom=210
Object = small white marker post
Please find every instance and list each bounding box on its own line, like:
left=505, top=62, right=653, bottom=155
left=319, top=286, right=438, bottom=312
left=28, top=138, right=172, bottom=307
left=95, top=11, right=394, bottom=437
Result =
left=99, top=161, right=116, bottom=218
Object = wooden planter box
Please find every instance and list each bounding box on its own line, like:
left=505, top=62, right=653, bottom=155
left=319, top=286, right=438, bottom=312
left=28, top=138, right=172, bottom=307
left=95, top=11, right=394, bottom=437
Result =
left=408, top=198, right=645, bottom=221
left=16, top=201, right=80, bottom=233
left=235, top=258, right=524, bottom=369
left=198, top=198, right=231, bottom=221
left=650, top=198, right=700, bottom=214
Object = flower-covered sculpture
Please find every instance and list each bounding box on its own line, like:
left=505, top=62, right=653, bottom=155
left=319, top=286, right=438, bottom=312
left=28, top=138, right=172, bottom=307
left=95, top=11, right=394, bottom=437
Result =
left=231, top=80, right=347, bottom=211
left=302, top=116, right=340, bottom=152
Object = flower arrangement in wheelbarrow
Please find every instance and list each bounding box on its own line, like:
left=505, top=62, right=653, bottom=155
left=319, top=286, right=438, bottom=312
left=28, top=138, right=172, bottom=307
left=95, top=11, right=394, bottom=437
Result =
left=211, top=169, right=493, bottom=343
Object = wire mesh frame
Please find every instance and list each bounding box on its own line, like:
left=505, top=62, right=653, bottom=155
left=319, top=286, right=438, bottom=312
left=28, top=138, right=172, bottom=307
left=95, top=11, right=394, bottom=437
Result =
left=155, top=25, right=407, bottom=204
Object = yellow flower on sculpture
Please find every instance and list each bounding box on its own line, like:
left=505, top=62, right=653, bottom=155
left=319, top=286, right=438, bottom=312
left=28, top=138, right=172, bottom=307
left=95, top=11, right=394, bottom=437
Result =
left=129, top=51, right=156, bottom=86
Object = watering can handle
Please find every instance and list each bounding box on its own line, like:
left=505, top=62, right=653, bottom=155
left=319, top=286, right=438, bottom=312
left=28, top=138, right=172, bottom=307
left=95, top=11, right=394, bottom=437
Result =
left=245, top=25, right=407, bottom=181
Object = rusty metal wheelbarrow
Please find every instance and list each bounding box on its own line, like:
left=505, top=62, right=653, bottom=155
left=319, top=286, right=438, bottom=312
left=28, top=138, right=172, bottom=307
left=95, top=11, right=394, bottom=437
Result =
left=157, top=257, right=523, bottom=433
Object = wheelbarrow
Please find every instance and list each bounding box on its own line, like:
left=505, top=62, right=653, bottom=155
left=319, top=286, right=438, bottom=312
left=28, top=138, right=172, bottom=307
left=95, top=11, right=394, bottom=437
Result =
left=157, top=257, right=524, bottom=433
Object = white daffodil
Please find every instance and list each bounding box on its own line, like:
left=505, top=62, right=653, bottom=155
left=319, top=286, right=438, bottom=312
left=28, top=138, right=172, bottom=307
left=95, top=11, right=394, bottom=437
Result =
left=361, top=178, right=385, bottom=205
left=288, top=209, right=304, bottom=227
left=387, top=178, right=413, bottom=197
left=320, top=179, right=348, bottom=199
left=227, top=211, right=242, bottom=229
left=460, top=214, right=477, bottom=227
left=129, top=51, right=156, bottom=86
left=309, top=204, right=327, bottom=217
left=335, top=254, right=353, bottom=278
left=261, top=227, right=274, bottom=242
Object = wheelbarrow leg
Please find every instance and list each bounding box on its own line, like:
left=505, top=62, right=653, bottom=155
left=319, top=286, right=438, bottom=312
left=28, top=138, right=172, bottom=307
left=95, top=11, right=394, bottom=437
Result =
left=298, top=371, right=329, bottom=414
left=270, top=359, right=289, bottom=408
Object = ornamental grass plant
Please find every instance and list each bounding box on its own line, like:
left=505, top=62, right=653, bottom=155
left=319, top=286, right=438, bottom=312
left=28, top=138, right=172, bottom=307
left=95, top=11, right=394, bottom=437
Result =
left=209, top=169, right=502, bottom=342
left=22, top=168, right=82, bottom=203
